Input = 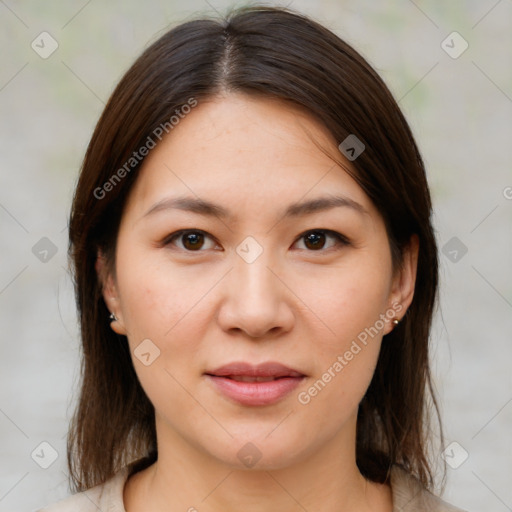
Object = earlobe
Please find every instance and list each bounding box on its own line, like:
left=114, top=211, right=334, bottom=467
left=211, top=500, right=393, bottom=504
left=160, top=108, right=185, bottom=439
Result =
left=95, top=250, right=127, bottom=335
left=109, top=315, right=127, bottom=336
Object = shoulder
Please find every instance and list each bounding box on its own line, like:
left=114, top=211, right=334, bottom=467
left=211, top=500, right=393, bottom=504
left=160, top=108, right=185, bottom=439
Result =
left=36, top=465, right=132, bottom=512
left=390, top=465, right=467, bottom=512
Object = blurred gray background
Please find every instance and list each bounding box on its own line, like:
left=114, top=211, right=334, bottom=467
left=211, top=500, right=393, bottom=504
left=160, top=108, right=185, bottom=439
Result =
left=1, top=1, right=511, bottom=511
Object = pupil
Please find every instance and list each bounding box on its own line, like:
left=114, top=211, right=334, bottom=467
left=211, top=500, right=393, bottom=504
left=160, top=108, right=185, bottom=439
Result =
left=305, top=231, right=325, bottom=250
left=184, top=232, right=203, bottom=250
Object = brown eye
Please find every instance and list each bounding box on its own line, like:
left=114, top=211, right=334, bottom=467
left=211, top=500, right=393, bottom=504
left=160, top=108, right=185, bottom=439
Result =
left=182, top=232, right=204, bottom=250
left=304, top=231, right=326, bottom=250
left=294, top=230, right=349, bottom=251
left=165, top=230, right=217, bottom=251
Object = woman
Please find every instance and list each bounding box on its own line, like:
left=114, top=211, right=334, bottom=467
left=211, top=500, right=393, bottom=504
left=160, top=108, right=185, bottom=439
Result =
left=39, top=5, right=466, bottom=511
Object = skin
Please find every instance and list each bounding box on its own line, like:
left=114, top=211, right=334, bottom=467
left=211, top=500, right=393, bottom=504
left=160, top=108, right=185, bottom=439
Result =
left=97, top=92, right=418, bottom=512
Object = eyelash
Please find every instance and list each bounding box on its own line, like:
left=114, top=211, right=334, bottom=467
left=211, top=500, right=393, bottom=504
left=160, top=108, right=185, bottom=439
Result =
left=162, top=229, right=350, bottom=253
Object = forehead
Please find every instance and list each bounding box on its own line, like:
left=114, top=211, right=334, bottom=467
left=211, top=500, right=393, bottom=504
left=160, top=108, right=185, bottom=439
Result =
left=123, top=93, right=375, bottom=222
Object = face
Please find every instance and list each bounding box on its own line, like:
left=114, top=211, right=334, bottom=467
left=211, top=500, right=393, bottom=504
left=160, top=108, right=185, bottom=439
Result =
left=99, top=92, right=417, bottom=471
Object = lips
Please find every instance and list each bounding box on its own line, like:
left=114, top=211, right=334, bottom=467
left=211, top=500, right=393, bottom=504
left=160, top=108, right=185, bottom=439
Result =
left=206, top=361, right=305, bottom=379
left=205, top=361, right=306, bottom=406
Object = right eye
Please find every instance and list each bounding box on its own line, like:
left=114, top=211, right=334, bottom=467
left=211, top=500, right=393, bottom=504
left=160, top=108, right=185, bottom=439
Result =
left=163, top=229, right=220, bottom=252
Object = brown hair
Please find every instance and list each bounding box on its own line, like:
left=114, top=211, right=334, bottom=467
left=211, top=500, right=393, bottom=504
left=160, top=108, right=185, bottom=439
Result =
left=67, top=5, right=444, bottom=493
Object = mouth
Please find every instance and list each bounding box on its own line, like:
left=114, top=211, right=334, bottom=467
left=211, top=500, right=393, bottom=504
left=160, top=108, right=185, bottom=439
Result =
left=220, top=375, right=292, bottom=382
left=204, top=361, right=306, bottom=406
left=205, top=361, right=305, bottom=379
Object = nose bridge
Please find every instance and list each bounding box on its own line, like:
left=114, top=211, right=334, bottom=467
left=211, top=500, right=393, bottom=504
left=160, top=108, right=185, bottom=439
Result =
left=233, top=241, right=280, bottom=307
left=217, top=238, right=294, bottom=337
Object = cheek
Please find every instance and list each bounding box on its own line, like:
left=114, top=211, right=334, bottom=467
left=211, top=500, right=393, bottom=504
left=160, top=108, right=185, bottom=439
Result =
left=307, top=261, right=392, bottom=349
left=114, top=255, right=224, bottom=412
left=299, top=342, right=381, bottom=436
left=115, top=254, right=211, bottom=413
left=295, top=259, right=390, bottom=413
left=116, top=250, right=213, bottom=340
left=298, top=284, right=386, bottom=425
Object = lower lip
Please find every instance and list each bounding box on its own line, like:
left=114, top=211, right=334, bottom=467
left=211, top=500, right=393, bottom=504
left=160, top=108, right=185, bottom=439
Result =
left=206, top=375, right=304, bottom=406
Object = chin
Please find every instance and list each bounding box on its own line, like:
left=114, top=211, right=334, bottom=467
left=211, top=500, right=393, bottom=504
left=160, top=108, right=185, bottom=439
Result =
left=207, top=433, right=308, bottom=471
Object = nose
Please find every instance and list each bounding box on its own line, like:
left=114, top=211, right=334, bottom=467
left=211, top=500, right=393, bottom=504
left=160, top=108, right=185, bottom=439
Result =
left=216, top=250, right=295, bottom=339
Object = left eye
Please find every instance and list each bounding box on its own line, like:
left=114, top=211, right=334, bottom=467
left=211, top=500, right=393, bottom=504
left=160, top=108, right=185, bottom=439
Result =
left=163, top=229, right=349, bottom=252
left=293, top=229, right=349, bottom=251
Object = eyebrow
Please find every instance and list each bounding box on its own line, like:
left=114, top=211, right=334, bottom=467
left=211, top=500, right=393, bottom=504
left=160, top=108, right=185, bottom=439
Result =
left=141, top=194, right=368, bottom=221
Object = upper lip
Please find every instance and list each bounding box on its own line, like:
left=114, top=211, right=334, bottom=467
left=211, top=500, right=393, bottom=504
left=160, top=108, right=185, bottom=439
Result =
left=206, top=361, right=305, bottom=378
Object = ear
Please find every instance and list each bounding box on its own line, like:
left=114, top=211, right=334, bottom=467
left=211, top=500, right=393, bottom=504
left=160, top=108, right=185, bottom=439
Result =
left=95, top=250, right=127, bottom=335
left=383, top=234, right=419, bottom=335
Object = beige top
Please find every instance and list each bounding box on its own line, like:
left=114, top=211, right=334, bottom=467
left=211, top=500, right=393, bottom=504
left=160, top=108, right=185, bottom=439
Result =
left=38, top=460, right=467, bottom=512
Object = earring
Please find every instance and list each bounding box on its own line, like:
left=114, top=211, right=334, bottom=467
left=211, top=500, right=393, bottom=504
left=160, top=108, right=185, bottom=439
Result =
left=109, top=312, right=118, bottom=322
left=392, top=318, right=400, bottom=325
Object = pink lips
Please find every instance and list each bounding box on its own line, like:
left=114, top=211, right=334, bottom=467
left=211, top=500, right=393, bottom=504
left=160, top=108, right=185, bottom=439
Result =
left=205, top=361, right=305, bottom=406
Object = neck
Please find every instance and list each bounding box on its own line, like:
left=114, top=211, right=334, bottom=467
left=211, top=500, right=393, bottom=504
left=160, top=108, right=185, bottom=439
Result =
left=124, top=415, right=392, bottom=512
